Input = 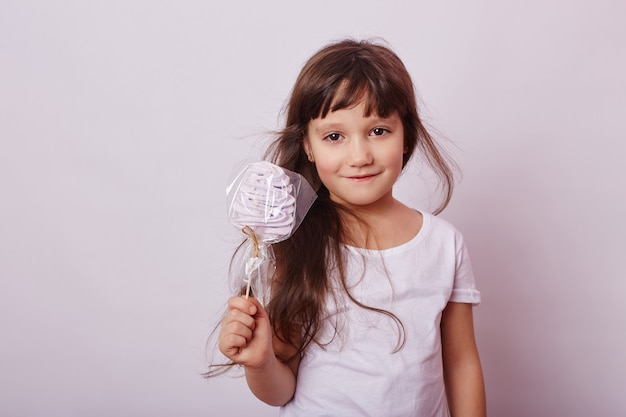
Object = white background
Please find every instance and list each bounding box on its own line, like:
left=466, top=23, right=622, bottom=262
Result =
left=1, top=1, right=625, bottom=416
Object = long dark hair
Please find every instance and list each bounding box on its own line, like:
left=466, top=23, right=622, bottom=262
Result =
left=264, top=39, right=455, bottom=362
left=206, top=39, right=456, bottom=375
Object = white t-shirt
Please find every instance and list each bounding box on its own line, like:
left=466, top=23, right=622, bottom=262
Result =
left=279, top=212, right=481, bottom=417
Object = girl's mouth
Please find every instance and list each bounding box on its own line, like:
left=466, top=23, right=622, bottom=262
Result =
left=347, top=173, right=377, bottom=181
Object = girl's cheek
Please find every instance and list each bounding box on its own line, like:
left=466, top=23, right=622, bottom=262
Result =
left=313, top=160, right=336, bottom=178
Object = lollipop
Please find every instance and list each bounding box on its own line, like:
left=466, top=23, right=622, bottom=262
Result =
left=229, top=162, right=297, bottom=243
left=226, top=161, right=316, bottom=301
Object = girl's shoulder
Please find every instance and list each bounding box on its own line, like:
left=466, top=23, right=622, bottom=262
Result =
left=420, top=210, right=467, bottom=248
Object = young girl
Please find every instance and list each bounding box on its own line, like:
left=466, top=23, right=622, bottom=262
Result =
left=212, top=39, right=486, bottom=417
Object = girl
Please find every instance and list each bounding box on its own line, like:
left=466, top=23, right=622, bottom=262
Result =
left=211, top=39, right=486, bottom=417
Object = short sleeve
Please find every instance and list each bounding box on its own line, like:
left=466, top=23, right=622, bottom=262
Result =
left=449, top=233, right=481, bottom=306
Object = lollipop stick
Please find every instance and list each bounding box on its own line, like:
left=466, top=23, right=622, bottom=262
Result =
left=242, top=226, right=260, bottom=300
left=245, top=271, right=252, bottom=299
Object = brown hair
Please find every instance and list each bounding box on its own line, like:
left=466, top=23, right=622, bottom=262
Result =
left=264, top=39, right=456, bottom=362
left=205, top=39, right=456, bottom=375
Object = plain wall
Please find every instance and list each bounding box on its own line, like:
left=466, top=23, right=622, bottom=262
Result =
left=1, top=1, right=625, bottom=416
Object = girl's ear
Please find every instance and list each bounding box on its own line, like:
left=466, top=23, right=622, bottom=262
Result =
left=303, top=138, right=315, bottom=162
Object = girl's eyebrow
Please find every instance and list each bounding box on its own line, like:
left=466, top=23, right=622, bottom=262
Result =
left=373, top=116, right=400, bottom=126
left=312, top=122, right=344, bottom=134
left=313, top=116, right=400, bottom=134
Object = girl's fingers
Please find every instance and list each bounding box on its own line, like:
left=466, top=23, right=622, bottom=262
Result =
left=223, top=307, right=256, bottom=331
left=219, top=320, right=252, bottom=358
left=227, top=295, right=258, bottom=316
left=222, top=318, right=253, bottom=341
left=220, top=329, right=250, bottom=355
left=218, top=296, right=260, bottom=360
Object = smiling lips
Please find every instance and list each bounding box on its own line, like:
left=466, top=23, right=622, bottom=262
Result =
left=346, top=173, right=378, bottom=181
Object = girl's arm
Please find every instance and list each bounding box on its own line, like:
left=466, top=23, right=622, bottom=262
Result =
left=219, top=296, right=299, bottom=406
left=245, top=331, right=300, bottom=406
left=441, top=302, right=486, bottom=417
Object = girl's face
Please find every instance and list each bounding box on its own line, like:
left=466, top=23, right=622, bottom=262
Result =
left=304, top=100, right=405, bottom=210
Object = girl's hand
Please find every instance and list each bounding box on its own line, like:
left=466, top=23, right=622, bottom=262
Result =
left=218, top=296, right=275, bottom=369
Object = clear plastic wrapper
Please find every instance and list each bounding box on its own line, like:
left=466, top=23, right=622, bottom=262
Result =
left=226, top=161, right=317, bottom=304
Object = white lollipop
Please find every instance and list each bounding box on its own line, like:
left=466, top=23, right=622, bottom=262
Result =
left=226, top=161, right=316, bottom=301
left=229, top=161, right=297, bottom=243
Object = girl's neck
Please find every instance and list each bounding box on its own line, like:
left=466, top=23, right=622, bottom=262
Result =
left=341, top=199, right=422, bottom=250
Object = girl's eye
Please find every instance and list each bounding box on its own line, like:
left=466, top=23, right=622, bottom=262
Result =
left=324, top=133, right=342, bottom=142
left=371, top=127, right=388, bottom=136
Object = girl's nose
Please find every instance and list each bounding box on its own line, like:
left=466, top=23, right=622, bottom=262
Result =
left=347, top=137, right=373, bottom=167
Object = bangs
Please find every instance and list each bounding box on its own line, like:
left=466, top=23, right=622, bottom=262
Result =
left=310, top=64, right=405, bottom=121
left=323, top=80, right=378, bottom=118
left=290, top=40, right=415, bottom=127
